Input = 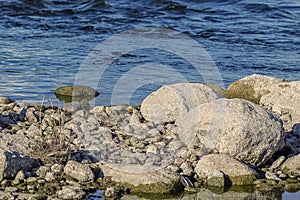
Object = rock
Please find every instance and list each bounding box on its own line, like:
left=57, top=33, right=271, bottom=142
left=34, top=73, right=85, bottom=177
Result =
left=260, top=81, right=300, bottom=131
left=281, top=154, right=300, bottom=177
left=292, top=124, right=300, bottom=137
left=51, top=164, right=64, bottom=175
left=0, top=113, right=16, bottom=128
left=141, top=83, right=220, bottom=124
left=0, top=97, right=14, bottom=104
left=177, top=188, right=282, bottom=200
left=44, top=172, right=56, bottom=182
left=54, top=86, right=99, bottom=103
left=57, top=186, right=86, bottom=200
left=226, top=74, right=286, bottom=104
left=100, top=164, right=181, bottom=193
left=64, top=160, right=95, bottom=183
left=207, top=170, right=226, bottom=187
left=270, top=156, right=286, bottom=170
left=176, top=98, right=285, bottom=166
left=195, top=154, right=257, bottom=185
left=36, top=166, right=50, bottom=178
left=265, top=171, right=281, bottom=181
left=0, top=149, right=38, bottom=181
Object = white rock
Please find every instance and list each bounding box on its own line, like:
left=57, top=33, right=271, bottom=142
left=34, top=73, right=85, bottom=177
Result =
left=260, top=81, right=300, bottom=131
left=64, top=161, right=95, bottom=183
left=176, top=98, right=285, bottom=166
left=141, top=83, right=220, bottom=124
left=57, top=186, right=86, bottom=200
left=195, top=154, right=257, bottom=185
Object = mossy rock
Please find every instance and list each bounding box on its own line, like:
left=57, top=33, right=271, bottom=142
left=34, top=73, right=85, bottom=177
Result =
left=229, top=174, right=257, bottom=186
left=54, top=86, right=99, bottom=103
left=225, top=74, right=286, bottom=104
left=121, top=181, right=183, bottom=194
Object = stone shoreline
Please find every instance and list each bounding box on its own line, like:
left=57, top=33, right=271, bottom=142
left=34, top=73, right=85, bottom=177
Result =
left=0, top=74, right=300, bottom=199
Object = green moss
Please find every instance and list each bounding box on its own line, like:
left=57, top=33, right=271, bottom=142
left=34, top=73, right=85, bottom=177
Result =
left=229, top=174, right=257, bottom=186
left=121, top=181, right=183, bottom=194
left=226, top=82, right=262, bottom=104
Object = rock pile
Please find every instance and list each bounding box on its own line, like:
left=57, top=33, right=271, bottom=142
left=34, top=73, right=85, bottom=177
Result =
left=0, top=74, right=300, bottom=199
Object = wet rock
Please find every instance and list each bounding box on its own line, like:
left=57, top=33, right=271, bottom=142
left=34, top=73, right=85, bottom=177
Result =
left=281, top=154, right=300, bottom=177
left=141, top=83, right=220, bottom=124
left=260, top=81, right=300, bottom=131
left=226, top=74, right=286, bottom=104
left=195, top=154, right=257, bottom=185
left=176, top=98, right=285, bottom=166
left=64, top=160, right=95, bottom=183
left=0, top=149, right=38, bottom=181
left=100, top=163, right=181, bottom=193
left=57, top=186, right=86, bottom=200
left=51, top=163, right=64, bottom=175
left=207, top=170, right=226, bottom=187
left=54, top=86, right=99, bottom=103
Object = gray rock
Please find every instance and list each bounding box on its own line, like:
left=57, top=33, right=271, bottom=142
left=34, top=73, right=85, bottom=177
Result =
left=64, top=160, right=95, bottom=183
left=57, top=186, right=86, bottom=200
left=270, top=156, right=286, bottom=170
left=176, top=98, right=285, bottom=166
left=36, top=166, right=50, bottom=178
left=260, top=81, right=300, bottom=131
left=100, top=163, right=180, bottom=193
left=195, top=154, right=257, bottom=185
left=25, top=109, right=38, bottom=123
left=141, top=83, right=220, bottom=124
left=178, top=188, right=282, bottom=200
left=44, top=172, right=56, bottom=182
left=226, top=74, right=286, bottom=104
left=265, top=171, right=281, bottom=181
left=0, top=149, right=38, bottom=181
left=207, top=170, right=226, bottom=187
left=281, top=154, right=300, bottom=177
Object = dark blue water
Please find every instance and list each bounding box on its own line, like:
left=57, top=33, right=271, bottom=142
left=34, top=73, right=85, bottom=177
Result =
left=0, top=0, right=299, bottom=106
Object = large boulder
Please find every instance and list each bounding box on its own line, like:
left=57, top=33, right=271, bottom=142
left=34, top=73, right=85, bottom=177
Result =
left=195, top=154, right=257, bottom=186
left=226, top=74, right=286, bottom=104
left=100, top=164, right=181, bottom=194
left=0, top=149, right=38, bottom=181
left=260, top=81, right=300, bottom=131
left=176, top=98, right=285, bottom=166
left=140, top=83, right=221, bottom=124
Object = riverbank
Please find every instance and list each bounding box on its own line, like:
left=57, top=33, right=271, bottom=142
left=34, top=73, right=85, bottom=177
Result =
left=0, top=74, right=300, bottom=199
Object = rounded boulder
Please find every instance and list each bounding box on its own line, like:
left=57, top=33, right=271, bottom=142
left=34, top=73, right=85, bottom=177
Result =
left=140, top=83, right=221, bottom=124
left=176, top=98, right=285, bottom=166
